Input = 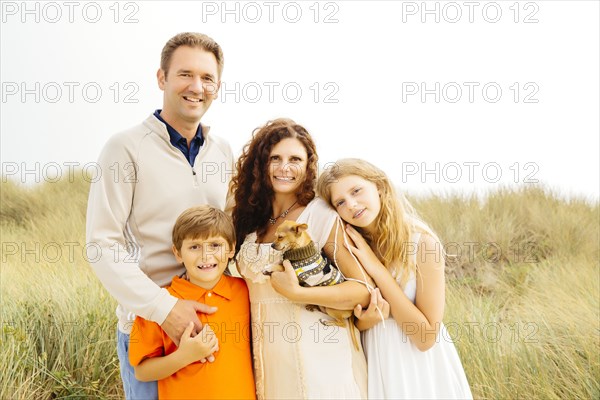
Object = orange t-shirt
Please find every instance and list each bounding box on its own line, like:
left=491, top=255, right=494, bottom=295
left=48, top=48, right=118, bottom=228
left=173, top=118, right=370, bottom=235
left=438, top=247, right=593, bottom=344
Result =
left=129, top=275, right=256, bottom=399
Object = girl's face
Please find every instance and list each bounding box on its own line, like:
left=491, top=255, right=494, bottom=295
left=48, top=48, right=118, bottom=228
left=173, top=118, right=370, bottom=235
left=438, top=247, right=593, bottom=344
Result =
left=329, top=175, right=381, bottom=233
left=268, top=138, right=308, bottom=196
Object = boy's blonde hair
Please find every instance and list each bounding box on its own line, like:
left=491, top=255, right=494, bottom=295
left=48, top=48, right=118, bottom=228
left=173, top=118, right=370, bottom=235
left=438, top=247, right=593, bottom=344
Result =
left=317, top=158, right=440, bottom=286
left=172, top=205, right=235, bottom=251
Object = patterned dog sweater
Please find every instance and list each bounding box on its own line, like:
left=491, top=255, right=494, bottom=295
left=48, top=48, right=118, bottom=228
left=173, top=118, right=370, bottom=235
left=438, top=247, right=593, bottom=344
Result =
left=284, top=241, right=345, bottom=287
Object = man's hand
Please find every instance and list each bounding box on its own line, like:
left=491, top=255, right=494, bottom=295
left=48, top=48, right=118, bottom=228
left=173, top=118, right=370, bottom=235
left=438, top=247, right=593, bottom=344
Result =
left=161, top=299, right=217, bottom=346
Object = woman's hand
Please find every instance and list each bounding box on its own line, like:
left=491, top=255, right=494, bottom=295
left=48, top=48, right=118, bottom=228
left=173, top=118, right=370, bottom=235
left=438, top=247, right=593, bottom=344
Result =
left=344, top=225, right=385, bottom=276
left=354, top=288, right=390, bottom=331
left=270, top=260, right=301, bottom=300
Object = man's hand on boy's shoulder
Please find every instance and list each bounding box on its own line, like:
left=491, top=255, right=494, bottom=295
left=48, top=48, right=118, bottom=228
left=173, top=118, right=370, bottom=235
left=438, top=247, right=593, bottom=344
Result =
left=161, top=299, right=218, bottom=345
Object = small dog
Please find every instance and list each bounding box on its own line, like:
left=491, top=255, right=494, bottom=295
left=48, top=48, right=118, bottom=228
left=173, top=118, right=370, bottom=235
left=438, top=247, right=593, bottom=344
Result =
left=265, top=220, right=359, bottom=350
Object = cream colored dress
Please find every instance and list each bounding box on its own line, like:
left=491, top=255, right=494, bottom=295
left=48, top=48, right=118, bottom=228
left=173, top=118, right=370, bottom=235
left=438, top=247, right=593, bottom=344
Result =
left=236, top=198, right=368, bottom=400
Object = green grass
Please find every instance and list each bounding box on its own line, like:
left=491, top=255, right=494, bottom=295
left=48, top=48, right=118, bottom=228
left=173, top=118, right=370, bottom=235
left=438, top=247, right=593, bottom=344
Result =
left=1, top=176, right=598, bottom=399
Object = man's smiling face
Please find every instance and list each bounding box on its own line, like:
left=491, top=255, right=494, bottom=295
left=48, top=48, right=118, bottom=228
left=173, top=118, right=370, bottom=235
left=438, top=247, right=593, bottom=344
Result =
left=157, top=46, right=220, bottom=128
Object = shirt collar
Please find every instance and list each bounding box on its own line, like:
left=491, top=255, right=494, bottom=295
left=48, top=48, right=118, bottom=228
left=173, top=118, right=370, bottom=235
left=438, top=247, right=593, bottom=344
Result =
left=153, top=109, right=204, bottom=145
left=170, top=274, right=233, bottom=301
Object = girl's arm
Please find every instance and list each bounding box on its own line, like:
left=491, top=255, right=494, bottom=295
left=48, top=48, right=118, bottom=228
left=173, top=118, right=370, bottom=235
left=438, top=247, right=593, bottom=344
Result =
left=270, top=220, right=373, bottom=310
left=346, top=226, right=445, bottom=351
left=354, top=288, right=391, bottom=331
left=134, top=322, right=219, bottom=381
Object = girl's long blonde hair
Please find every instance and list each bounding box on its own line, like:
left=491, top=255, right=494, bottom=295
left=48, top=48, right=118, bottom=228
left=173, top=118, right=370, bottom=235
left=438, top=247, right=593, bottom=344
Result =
left=317, top=158, right=440, bottom=286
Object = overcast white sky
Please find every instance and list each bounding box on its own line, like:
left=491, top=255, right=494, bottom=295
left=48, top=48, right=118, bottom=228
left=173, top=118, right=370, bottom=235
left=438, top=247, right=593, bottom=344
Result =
left=1, top=0, right=598, bottom=200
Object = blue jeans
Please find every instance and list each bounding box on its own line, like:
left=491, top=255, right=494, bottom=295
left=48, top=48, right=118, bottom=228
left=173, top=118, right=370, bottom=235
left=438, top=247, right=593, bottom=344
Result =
left=116, top=328, right=158, bottom=399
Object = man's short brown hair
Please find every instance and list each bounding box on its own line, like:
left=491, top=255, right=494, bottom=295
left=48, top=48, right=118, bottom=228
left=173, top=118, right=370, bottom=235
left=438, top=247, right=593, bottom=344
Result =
left=161, top=32, right=224, bottom=78
left=172, top=205, right=235, bottom=251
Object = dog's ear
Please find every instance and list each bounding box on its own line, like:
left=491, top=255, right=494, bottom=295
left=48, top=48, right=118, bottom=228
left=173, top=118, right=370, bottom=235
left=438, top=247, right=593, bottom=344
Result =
left=295, top=223, right=308, bottom=234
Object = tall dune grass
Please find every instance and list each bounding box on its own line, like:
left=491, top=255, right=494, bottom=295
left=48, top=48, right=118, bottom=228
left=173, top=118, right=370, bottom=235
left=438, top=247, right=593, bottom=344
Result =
left=1, top=175, right=598, bottom=399
left=1, top=177, right=121, bottom=398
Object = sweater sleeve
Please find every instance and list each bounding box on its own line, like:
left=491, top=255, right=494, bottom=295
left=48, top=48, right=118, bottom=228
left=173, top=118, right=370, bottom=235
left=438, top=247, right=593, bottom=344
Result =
left=85, top=132, right=178, bottom=326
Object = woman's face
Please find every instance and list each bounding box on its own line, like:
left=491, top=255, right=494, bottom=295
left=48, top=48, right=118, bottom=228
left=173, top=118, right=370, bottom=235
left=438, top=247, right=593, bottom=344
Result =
left=267, top=138, right=308, bottom=196
left=329, top=175, right=381, bottom=233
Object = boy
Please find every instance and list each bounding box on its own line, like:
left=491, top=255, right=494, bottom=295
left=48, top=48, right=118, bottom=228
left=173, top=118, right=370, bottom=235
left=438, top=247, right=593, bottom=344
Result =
left=129, top=206, right=256, bottom=399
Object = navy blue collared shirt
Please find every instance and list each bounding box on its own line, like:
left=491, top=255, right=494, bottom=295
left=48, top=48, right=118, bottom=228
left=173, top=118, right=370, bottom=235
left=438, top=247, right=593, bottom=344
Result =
left=154, top=110, right=204, bottom=167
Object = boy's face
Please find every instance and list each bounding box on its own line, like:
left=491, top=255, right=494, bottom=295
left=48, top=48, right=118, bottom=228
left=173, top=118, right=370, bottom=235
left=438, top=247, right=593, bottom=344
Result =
left=173, top=236, right=234, bottom=290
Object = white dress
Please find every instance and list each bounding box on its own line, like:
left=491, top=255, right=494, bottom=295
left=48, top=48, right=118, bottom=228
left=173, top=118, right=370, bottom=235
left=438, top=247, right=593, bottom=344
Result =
left=362, top=232, right=473, bottom=399
left=236, top=198, right=368, bottom=400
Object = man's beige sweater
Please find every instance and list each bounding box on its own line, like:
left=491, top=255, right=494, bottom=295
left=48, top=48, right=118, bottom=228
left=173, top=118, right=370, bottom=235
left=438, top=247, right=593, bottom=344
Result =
left=86, top=114, right=233, bottom=333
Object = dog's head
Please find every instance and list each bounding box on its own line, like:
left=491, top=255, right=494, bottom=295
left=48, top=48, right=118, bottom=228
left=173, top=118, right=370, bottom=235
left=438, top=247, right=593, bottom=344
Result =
left=271, top=220, right=311, bottom=252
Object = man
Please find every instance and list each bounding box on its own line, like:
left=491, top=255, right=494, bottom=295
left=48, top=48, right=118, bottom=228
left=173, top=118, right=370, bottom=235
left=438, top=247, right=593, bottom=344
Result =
left=86, top=32, right=232, bottom=398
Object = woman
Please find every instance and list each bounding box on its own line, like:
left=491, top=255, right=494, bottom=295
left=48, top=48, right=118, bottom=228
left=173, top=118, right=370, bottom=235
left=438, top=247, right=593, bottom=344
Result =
left=230, top=119, right=370, bottom=399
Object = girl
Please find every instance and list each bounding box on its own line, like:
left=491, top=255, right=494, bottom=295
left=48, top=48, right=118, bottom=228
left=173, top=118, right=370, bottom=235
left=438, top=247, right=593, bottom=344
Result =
left=317, top=158, right=473, bottom=399
left=230, top=120, right=370, bottom=399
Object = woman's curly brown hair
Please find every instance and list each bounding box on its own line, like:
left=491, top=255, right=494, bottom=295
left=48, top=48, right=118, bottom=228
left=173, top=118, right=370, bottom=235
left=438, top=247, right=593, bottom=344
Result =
left=230, top=118, right=318, bottom=252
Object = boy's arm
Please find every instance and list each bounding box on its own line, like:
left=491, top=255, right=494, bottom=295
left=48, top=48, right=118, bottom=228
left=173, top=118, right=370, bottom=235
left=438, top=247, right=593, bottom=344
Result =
left=134, top=322, right=219, bottom=382
left=135, top=348, right=192, bottom=382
